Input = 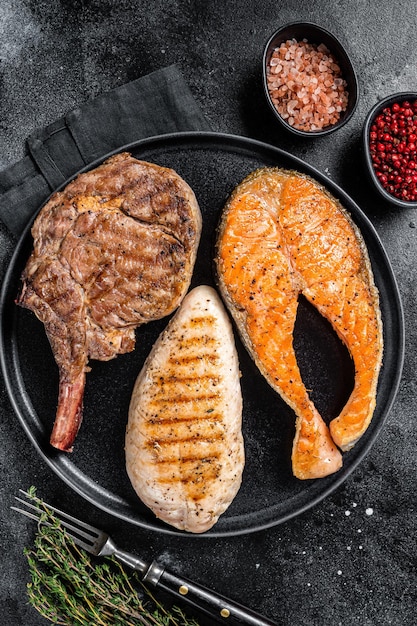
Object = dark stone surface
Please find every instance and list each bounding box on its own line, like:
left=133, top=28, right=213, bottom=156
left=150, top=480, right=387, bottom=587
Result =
left=0, top=1, right=416, bottom=624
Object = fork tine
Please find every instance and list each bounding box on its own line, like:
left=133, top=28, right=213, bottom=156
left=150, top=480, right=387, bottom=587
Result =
left=12, top=493, right=104, bottom=553
left=18, top=490, right=98, bottom=530
left=13, top=496, right=97, bottom=542
left=13, top=497, right=55, bottom=523
left=10, top=506, right=46, bottom=524
left=17, top=489, right=101, bottom=537
left=12, top=499, right=84, bottom=549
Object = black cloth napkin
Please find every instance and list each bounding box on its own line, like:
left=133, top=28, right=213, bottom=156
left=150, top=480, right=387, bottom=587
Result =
left=0, top=64, right=210, bottom=238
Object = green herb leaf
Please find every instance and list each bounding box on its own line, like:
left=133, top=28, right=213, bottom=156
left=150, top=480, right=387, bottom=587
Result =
left=22, top=488, right=201, bottom=626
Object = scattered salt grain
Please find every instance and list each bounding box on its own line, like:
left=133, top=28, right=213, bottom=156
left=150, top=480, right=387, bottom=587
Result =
left=337, top=570, right=342, bottom=576
left=345, top=510, right=351, bottom=516
left=365, top=507, right=374, bottom=516
left=266, top=38, right=349, bottom=132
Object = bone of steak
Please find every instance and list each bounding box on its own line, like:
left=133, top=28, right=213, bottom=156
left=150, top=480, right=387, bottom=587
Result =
left=17, top=153, right=202, bottom=452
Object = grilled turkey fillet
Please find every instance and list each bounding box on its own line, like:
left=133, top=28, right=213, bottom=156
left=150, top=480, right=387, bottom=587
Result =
left=126, top=285, right=244, bottom=533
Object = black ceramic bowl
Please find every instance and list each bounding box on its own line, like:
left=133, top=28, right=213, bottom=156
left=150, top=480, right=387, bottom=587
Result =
left=363, top=92, right=417, bottom=208
left=263, top=22, right=358, bottom=138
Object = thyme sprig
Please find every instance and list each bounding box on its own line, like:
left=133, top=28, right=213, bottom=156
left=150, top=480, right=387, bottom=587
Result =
left=22, top=487, right=200, bottom=626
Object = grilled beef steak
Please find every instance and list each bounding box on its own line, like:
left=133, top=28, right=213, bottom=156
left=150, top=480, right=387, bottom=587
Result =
left=18, top=152, right=202, bottom=452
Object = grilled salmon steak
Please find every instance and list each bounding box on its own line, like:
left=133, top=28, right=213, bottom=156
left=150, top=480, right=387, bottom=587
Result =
left=126, top=285, right=244, bottom=533
left=216, top=168, right=383, bottom=480
left=17, top=153, right=202, bottom=452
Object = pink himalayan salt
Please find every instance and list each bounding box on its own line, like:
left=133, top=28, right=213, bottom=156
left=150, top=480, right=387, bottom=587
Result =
left=266, top=38, right=349, bottom=132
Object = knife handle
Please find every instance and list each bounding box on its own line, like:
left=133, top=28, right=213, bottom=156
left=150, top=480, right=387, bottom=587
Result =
left=142, top=560, right=277, bottom=626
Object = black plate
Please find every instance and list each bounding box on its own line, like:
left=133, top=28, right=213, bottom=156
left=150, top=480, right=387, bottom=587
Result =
left=0, top=132, right=404, bottom=537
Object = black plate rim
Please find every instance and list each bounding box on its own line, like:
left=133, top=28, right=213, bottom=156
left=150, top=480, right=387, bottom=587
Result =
left=0, top=131, right=405, bottom=538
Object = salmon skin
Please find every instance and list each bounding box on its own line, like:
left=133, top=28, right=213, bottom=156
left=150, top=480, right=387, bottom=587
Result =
left=126, top=285, right=244, bottom=533
left=216, top=167, right=383, bottom=480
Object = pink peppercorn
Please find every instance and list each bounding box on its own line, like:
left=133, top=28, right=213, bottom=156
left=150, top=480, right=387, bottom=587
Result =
left=369, top=98, right=417, bottom=202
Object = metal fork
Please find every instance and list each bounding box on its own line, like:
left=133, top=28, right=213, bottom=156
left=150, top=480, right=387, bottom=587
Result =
left=12, top=491, right=277, bottom=626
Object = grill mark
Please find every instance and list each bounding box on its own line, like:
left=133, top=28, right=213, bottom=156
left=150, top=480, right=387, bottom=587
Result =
left=73, top=180, right=191, bottom=247
left=146, top=413, right=222, bottom=425
left=103, top=235, right=184, bottom=261
left=92, top=242, right=184, bottom=272
left=74, top=208, right=186, bottom=257
left=152, top=453, right=220, bottom=466
left=146, top=432, right=224, bottom=448
left=91, top=270, right=175, bottom=298
left=188, top=315, right=216, bottom=326
left=172, top=335, right=217, bottom=348
left=168, top=354, right=220, bottom=366
left=155, top=374, right=221, bottom=385
left=151, top=392, right=220, bottom=405
left=156, top=460, right=223, bottom=486
left=118, top=209, right=187, bottom=246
